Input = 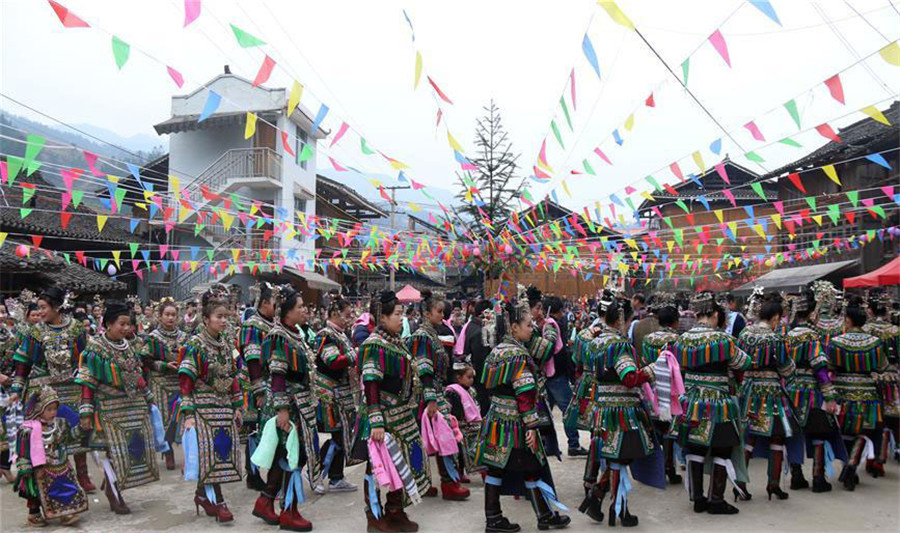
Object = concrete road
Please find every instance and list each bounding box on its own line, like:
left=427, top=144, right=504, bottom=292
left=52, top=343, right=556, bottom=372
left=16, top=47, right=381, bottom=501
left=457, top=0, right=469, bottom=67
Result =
left=2, top=423, right=897, bottom=532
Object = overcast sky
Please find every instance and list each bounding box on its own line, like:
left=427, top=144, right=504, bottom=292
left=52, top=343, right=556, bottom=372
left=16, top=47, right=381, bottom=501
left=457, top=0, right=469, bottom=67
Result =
left=2, top=0, right=899, bottom=216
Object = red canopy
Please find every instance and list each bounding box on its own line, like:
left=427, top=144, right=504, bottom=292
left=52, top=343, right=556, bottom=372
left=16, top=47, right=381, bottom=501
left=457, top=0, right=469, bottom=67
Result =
left=843, top=256, right=900, bottom=288
left=396, top=284, right=421, bottom=303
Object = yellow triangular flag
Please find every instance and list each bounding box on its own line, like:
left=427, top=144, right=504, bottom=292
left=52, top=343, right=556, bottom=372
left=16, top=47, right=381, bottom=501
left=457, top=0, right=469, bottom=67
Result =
left=0, top=232, right=6, bottom=247
left=221, top=211, right=235, bottom=231
left=598, top=1, right=635, bottom=30
left=878, top=41, right=900, bottom=66
left=178, top=206, right=191, bottom=223
left=714, top=209, right=724, bottom=223
left=667, top=241, right=674, bottom=253
left=624, top=113, right=635, bottom=132
left=414, top=51, right=423, bottom=89
left=409, top=202, right=421, bottom=213
left=812, top=215, right=823, bottom=226
left=143, top=190, right=156, bottom=202
left=244, top=112, right=257, bottom=139
left=287, top=80, right=303, bottom=117
left=111, top=250, right=121, bottom=267
left=369, top=179, right=383, bottom=188
left=860, top=105, right=891, bottom=126
left=753, top=224, right=766, bottom=239
left=190, top=261, right=198, bottom=273
left=97, top=214, right=108, bottom=232
left=232, top=249, right=241, bottom=262
left=107, top=175, right=120, bottom=184
left=692, top=151, right=706, bottom=175
left=168, top=174, right=180, bottom=199
left=447, top=130, right=463, bottom=152
left=823, top=164, right=840, bottom=185
left=561, top=180, right=572, bottom=198
left=640, top=191, right=655, bottom=201
left=771, top=213, right=782, bottom=229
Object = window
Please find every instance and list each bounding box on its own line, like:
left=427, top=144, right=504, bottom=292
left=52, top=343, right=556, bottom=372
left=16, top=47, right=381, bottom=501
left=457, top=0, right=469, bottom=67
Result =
left=294, top=196, right=307, bottom=243
left=295, top=125, right=309, bottom=170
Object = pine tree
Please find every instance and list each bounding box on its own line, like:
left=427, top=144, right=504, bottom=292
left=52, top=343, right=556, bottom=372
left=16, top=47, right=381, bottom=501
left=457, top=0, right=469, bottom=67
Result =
left=455, top=100, right=524, bottom=232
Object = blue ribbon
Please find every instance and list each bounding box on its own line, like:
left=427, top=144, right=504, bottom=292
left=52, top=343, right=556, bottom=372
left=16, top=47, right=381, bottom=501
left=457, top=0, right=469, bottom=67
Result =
left=204, top=484, right=217, bottom=504
left=321, top=440, right=338, bottom=479
left=150, top=405, right=170, bottom=453
left=247, top=435, right=259, bottom=476
left=366, top=473, right=381, bottom=519
left=279, top=459, right=305, bottom=509
left=183, top=427, right=199, bottom=481
left=612, top=463, right=632, bottom=515
left=823, top=441, right=836, bottom=479
left=525, top=480, right=569, bottom=512
left=442, top=455, right=460, bottom=482
left=484, top=475, right=502, bottom=486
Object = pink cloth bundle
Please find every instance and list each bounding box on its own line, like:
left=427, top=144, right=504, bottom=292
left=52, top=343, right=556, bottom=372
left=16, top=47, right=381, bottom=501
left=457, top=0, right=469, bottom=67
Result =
left=420, top=411, right=459, bottom=456
left=445, top=384, right=482, bottom=423
left=21, top=420, right=46, bottom=467
left=368, top=438, right=403, bottom=491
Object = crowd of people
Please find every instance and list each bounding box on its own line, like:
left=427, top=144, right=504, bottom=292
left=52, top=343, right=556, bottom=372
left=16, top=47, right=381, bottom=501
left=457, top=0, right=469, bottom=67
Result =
left=0, top=279, right=897, bottom=531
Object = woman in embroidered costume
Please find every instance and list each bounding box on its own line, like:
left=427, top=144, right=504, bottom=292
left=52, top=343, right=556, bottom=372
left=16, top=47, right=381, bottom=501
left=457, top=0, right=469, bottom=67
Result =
left=521, top=286, right=563, bottom=463
left=783, top=289, right=842, bottom=493
left=473, top=292, right=570, bottom=533
left=671, top=292, right=751, bottom=516
left=179, top=286, right=244, bottom=523
left=251, top=285, right=320, bottom=532
left=637, top=302, right=682, bottom=485
left=579, top=299, right=660, bottom=527
left=143, top=298, right=185, bottom=471
left=352, top=290, right=430, bottom=533
left=75, top=301, right=160, bottom=515
left=15, top=385, right=89, bottom=527
left=240, top=282, right=277, bottom=491
left=1, top=294, right=40, bottom=483
left=863, top=293, right=900, bottom=475
left=313, top=297, right=360, bottom=495
left=9, top=286, right=96, bottom=494
left=810, top=281, right=844, bottom=347
left=408, top=290, right=470, bottom=501
left=736, top=292, right=800, bottom=502
left=445, top=361, right=483, bottom=479
left=827, top=302, right=889, bottom=491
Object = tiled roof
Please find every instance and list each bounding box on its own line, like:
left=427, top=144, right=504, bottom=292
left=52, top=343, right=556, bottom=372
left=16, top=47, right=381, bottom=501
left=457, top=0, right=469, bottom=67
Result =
left=0, top=241, right=126, bottom=293
left=0, top=172, right=134, bottom=244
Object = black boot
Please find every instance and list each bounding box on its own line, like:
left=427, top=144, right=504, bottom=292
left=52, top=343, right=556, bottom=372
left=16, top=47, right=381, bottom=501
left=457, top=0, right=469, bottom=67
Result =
left=766, top=445, right=789, bottom=500
left=707, top=463, right=739, bottom=515
left=665, top=440, right=682, bottom=484
left=527, top=483, right=570, bottom=530
left=811, top=442, right=832, bottom=493
left=577, top=483, right=605, bottom=523
left=606, top=467, right=638, bottom=527
left=789, top=464, right=809, bottom=490
left=839, top=464, right=858, bottom=491
left=485, top=480, right=520, bottom=533
left=688, top=458, right=708, bottom=513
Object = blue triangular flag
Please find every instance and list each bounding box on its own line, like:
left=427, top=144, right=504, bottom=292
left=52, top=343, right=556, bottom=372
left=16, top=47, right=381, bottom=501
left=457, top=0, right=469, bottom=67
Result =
left=198, top=91, right=221, bottom=122
left=311, top=103, right=330, bottom=135
left=613, top=129, right=624, bottom=146
left=709, top=138, right=722, bottom=155
left=749, top=0, right=781, bottom=25
left=865, top=153, right=891, bottom=169
left=582, top=34, right=601, bottom=79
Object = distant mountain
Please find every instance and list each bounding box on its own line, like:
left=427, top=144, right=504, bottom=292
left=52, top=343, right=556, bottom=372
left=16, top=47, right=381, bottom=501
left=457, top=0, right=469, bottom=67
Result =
left=72, top=123, right=166, bottom=154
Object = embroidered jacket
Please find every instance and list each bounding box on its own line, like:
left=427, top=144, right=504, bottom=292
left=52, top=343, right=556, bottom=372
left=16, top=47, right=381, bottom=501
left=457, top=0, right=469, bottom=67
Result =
left=12, top=318, right=86, bottom=395
left=178, top=330, right=242, bottom=413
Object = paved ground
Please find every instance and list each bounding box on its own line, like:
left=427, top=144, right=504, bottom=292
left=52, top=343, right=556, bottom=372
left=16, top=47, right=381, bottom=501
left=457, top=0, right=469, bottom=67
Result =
left=1, top=421, right=898, bottom=532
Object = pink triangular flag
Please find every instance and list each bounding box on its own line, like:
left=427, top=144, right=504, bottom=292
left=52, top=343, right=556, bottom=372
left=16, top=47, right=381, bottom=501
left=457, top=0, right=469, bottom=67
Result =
left=624, top=186, right=636, bottom=195
left=329, top=156, right=348, bottom=172
left=184, top=0, right=201, bottom=27
left=83, top=151, right=102, bottom=176
left=594, top=148, right=612, bottom=165
left=744, top=121, right=765, bottom=141
left=722, top=189, right=736, bottom=207
left=0, top=161, right=6, bottom=184
left=48, top=0, right=90, bottom=28
left=61, top=191, right=71, bottom=210
left=881, top=186, right=895, bottom=200
left=708, top=30, right=731, bottom=67
left=824, top=74, right=845, bottom=104
left=714, top=162, right=730, bottom=184
left=773, top=201, right=784, bottom=215
left=159, top=244, right=169, bottom=257
left=570, top=68, right=577, bottom=110
left=61, top=168, right=80, bottom=191
left=669, top=161, right=684, bottom=182
left=330, top=122, right=349, bottom=148
left=167, top=66, right=184, bottom=88
left=410, top=179, right=425, bottom=190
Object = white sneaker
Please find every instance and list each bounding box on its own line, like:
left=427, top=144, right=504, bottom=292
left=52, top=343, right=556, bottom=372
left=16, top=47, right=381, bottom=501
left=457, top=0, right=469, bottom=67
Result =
left=314, top=482, right=327, bottom=495
left=328, top=479, right=358, bottom=493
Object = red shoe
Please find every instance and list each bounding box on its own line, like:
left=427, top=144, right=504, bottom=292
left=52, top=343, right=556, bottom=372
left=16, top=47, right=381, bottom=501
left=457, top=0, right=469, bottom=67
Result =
left=194, top=494, right=217, bottom=517
left=459, top=475, right=471, bottom=484
left=252, top=495, right=280, bottom=525
left=440, top=481, right=470, bottom=501
left=423, top=487, right=438, bottom=498
left=865, top=459, right=885, bottom=478
left=216, top=502, right=234, bottom=523
left=278, top=506, right=313, bottom=532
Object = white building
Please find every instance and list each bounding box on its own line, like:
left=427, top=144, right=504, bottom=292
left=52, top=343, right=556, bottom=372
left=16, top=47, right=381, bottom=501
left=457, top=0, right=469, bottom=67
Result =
left=149, top=67, right=338, bottom=300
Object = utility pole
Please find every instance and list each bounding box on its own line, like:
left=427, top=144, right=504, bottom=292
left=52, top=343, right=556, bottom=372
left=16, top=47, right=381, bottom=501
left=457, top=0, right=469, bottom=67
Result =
left=384, top=185, right=410, bottom=291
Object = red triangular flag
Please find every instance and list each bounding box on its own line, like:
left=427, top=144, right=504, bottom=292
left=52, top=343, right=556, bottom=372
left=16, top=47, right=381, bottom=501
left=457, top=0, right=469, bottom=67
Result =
left=845, top=211, right=856, bottom=225
left=815, top=123, right=841, bottom=143
left=252, top=55, right=276, bottom=87
left=824, top=74, right=844, bottom=104
left=645, top=93, right=655, bottom=107
left=281, top=131, right=295, bottom=157
left=427, top=76, right=453, bottom=105
left=61, top=211, right=72, bottom=229
left=788, top=172, right=806, bottom=193
left=32, top=235, right=43, bottom=248
left=48, top=0, right=90, bottom=28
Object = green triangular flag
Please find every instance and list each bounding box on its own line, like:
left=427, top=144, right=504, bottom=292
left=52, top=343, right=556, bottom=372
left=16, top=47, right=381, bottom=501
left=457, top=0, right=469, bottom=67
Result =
left=663, top=217, right=673, bottom=229
left=99, top=258, right=109, bottom=271
left=129, top=242, right=139, bottom=258
left=827, top=204, right=840, bottom=225
left=559, top=97, right=573, bottom=131
left=112, top=36, right=130, bottom=69
left=804, top=196, right=817, bottom=211
left=24, top=134, right=45, bottom=176
left=298, top=143, right=313, bottom=162
left=681, top=59, right=690, bottom=85
left=869, top=205, right=886, bottom=219
left=846, top=190, right=859, bottom=207
left=778, top=137, right=802, bottom=148
left=673, top=228, right=684, bottom=246
left=360, top=138, right=375, bottom=155
left=645, top=175, right=661, bottom=191
left=745, top=151, right=765, bottom=163
left=19, top=207, right=32, bottom=219
left=21, top=185, right=35, bottom=205
left=783, top=99, right=801, bottom=129
left=206, top=249, right=215, bottom=261
left=550, top=120, right=565, bottom=149
left=114, top=187, right=127, bottom=211
left=71, top=190, right=84, bottom=208
left=750, top=182, right=766, bottom=200
left=230, top=24, right=265, bottom=48
left=63, top=253, right=71, bottom=264
left=675, top=200, right=689, bottom=213
left=583, top=159, right=596, bottom=175
left=6, top=156, right=23, bottom=186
